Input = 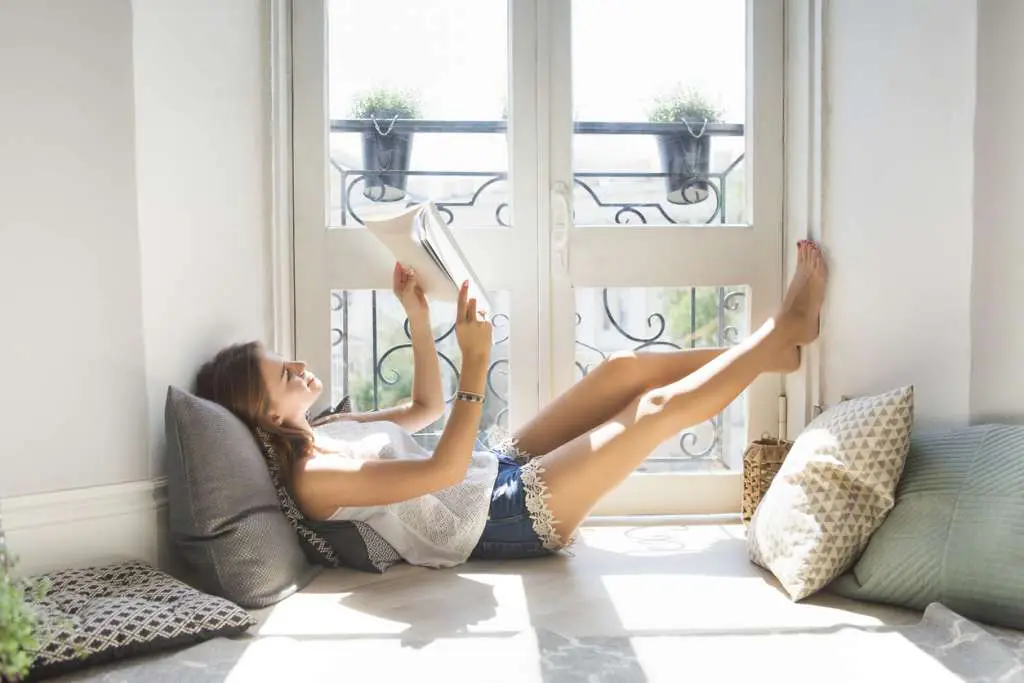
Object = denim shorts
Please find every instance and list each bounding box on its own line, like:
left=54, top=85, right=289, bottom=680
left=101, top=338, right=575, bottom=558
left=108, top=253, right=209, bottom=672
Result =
left=470, top=452, right=556, bottom=560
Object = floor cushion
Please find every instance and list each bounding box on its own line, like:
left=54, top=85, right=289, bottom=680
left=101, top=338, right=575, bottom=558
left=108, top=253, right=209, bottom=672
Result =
left=831, top=424, right=1024, bottom=630
left=23, top=561, right=254, bottom=680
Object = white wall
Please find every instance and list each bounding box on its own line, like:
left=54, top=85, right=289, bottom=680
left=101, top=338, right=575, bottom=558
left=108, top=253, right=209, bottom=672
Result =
left=0, top=0, right=150, bottom=497
left=0, top=0, right=270, bottom=502
left=970, top=0, right=1024, bottom=425
left=820, top=0, right=976, bottom=428
left=131, top=0, right=271, bottom=477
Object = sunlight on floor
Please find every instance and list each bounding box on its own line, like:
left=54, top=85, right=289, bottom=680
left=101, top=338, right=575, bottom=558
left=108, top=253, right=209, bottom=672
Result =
left=225, top=634, right=548, bottom=683
left=229, top=523, right=933, bottom=682
left=252, top=525, right=912, bottom=643
left=257, top=572, right=533, bottom=637
left=50, top=525, right=951, bottom=683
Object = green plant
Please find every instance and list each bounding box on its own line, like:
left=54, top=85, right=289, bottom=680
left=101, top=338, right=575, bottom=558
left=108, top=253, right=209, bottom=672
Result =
left=0, top=525, right=43, bottom=682
left=352, top=371, right=414, bottom=414
left=666, top=287, right=744, bottom=346
left=647, top=85, right=724, bottom=124
left=351, top=87, right=422, bottom=120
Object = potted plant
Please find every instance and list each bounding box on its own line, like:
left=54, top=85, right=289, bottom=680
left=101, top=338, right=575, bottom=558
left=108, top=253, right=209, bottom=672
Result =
left=351, top=88, right=421, bottom=202
left=0, top=517, right=42, bottom=682
left=647, top=86, right=723, bottom=205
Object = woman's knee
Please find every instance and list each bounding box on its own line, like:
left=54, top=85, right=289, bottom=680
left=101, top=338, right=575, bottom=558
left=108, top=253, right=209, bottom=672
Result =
left=600, top=351, right=639, bottom=382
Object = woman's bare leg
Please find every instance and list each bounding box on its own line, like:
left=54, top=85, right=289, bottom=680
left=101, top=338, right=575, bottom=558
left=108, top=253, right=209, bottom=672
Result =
left=535, top=242, right=828, bottom=545
left=511, top=345, right=800, bottom=457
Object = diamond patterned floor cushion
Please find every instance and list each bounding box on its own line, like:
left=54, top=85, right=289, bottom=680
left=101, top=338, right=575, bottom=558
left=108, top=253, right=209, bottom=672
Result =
left=255, top=427, right=403, bottom=574
left=23, top=561, right=255, bottom=680
left=831, top=424, right=1024, bottom=630
left=165, top=386, right=320, bottom=608
left=747, top=385, right=914, bottom=600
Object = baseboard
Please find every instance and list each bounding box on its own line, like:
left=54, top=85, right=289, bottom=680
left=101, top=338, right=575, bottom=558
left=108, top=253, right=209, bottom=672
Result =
left=1, top=479, right=168, bottom=577
left=589, top=472, right=742, bottom=516
left=584, top=513, right=743, bottom=526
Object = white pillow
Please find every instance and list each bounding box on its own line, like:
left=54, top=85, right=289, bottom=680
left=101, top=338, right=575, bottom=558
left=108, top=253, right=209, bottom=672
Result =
left=747, top=385, right=914, bottom=600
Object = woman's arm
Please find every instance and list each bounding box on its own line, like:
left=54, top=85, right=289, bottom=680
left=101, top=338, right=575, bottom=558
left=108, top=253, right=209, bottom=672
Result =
left=340, top=312, right=445, bottom=433
left=327, top=264, right=445, bottom=432
left=294, top=355, right=489, bottom=516
left=293, top=283, right=492, bottom=517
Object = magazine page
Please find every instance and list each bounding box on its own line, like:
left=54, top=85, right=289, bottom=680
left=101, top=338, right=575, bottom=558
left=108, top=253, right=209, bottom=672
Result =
left=414, top=210, right=455, bottom=284
left=365, top=203, right=493, bottom=310
left=418, top=203, right=494, bottom=313
left=364, top=204, right=460, bottom=302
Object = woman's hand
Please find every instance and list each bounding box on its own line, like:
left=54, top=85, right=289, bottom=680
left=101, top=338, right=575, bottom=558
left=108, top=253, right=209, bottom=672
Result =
left=455, top=280, right=492, bottom=363
left=392, top=262, right=429, bottom=322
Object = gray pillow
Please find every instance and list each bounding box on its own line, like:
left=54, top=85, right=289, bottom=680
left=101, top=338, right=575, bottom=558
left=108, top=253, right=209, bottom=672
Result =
left=831, top=424, right=1024, bottom=630
left=164, top=386, right=320, bottom=608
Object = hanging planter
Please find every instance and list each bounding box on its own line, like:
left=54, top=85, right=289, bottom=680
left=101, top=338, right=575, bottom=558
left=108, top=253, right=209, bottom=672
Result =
left=648, top=86, right=723, bottom=205
left=351, top=89, right=421, bottom=202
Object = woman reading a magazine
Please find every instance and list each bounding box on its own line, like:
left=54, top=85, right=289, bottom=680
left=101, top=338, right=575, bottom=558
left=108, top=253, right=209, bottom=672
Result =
left=196, top=241, right=827, bottom=565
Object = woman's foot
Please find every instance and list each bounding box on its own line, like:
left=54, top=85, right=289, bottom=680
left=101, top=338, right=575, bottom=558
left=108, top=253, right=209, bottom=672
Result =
left=777, top=346, right=801, bottom=373
left=779, top=240, right=828, bottom=345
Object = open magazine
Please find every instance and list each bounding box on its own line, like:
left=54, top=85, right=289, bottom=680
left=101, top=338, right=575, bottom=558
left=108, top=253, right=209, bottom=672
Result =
left=365, top=202, right=493, bottom=313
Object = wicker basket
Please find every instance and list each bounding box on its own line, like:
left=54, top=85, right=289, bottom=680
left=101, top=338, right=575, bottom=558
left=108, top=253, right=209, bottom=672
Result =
left=741, top=435, right=793, bottom=524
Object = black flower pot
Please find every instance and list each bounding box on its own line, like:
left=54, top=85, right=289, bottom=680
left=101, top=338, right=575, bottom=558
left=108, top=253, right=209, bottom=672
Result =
left=656, top=126, right=712, bottom=205
left=361, top=125, right=414, bottom=202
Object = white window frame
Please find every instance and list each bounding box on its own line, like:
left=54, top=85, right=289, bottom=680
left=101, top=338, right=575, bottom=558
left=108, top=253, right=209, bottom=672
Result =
left=783, top=0, right=828, bottom=434
left=269, top=0, right=828, bottom=515
left=267, top=0, right=296, bottom=361
left=540, top=0, right=787, bottom=514
left=288, top=0, right=546, bottom=430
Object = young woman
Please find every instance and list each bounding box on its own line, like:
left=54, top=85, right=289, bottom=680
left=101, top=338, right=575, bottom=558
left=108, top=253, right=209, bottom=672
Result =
left=196, top=241, right=827, bottom=567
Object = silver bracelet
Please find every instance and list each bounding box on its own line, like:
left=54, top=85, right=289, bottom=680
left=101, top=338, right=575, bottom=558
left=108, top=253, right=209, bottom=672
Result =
left=455, top=390, right=485, bottom=404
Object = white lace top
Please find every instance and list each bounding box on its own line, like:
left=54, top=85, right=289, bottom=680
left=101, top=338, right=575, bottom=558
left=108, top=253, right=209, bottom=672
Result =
left=316, top=419, right=499, bottom=568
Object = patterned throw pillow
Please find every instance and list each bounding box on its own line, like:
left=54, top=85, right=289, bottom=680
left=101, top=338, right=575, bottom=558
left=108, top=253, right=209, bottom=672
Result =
left=747, top=385, right=914, bottom=600
left=311, top=395, right=353, bottom=423
left=254, top=428, right=402, bottom=573
left=24, top=561, right=254, bottom=679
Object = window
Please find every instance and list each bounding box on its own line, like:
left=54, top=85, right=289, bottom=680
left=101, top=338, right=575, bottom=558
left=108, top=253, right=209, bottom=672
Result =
left=292, top=0, right=783, bottom=514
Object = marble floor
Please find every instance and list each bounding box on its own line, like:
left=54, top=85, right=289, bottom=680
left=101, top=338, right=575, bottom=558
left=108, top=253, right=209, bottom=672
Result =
left=49, top=524, right=985, bottom=683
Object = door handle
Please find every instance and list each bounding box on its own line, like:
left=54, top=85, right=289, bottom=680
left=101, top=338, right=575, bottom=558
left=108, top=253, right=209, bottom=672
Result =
left=551, top=181, right=571, bottom=277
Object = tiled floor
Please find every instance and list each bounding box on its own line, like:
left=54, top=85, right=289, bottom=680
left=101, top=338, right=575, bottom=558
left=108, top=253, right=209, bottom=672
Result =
left=50, top=524, right=959, bottom=682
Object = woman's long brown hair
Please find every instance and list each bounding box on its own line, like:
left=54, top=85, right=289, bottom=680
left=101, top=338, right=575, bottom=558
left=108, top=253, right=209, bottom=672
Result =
left=194, top=341, right=315, bottom=484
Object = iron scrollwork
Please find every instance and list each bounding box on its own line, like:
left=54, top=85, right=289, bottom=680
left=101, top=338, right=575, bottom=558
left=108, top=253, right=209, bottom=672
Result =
left=328, top=119, right=748, bottom=461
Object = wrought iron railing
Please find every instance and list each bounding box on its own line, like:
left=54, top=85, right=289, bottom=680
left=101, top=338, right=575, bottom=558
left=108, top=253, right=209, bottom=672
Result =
left=329, top=119, right=747, bottom=464
left=330, top=119, right=744, bottom=228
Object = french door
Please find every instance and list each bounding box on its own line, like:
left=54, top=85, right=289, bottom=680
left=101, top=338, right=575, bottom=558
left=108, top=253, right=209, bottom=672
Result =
left=292, top=0, right=784, bottom=515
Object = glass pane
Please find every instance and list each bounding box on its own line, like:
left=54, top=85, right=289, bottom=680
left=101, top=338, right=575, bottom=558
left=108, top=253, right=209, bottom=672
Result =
left=572, top=0, right=747, bottom=226
left=327, top=1, right=509, bottom=228
left=330, top=290, right=511, bottom=449
left=574, top=286, right=750, bottom=471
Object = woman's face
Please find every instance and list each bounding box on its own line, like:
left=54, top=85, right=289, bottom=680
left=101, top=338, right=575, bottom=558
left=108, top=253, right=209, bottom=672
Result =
left=258, top=351, right=323, bottom=427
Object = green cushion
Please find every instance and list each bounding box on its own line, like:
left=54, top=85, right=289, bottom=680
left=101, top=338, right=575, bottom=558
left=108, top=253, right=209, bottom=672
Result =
left=831, top=424, right=1024, bottom=629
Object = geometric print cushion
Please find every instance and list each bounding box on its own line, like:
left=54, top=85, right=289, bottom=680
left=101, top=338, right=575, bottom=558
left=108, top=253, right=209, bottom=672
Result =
left=254, top=427, right=402, bottom=574
left=23, top=561, right=255, bottom=680
left=747, top=385, right=914, bottom=601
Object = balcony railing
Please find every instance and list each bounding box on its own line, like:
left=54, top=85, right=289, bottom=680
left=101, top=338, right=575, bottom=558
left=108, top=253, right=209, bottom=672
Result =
left=328, top=119, right=747, bottom=469
left=330, top=119, right=744, bottom=228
